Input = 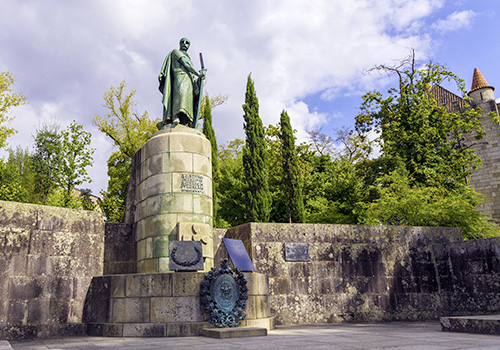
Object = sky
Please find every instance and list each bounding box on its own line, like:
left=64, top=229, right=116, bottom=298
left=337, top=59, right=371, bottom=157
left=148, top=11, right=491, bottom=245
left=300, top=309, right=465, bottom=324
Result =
left=0, top=0, right=499, bottom=196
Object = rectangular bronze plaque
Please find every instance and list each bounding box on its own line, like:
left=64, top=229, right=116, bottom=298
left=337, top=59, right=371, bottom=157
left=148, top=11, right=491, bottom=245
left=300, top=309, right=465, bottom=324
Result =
left=169, top=241, right=204, bottom=271
left=180, top=174, right=204, bottom=194
left=222, top=238, right=255, bottom=271
left=284, top=243, right=310, bottom=262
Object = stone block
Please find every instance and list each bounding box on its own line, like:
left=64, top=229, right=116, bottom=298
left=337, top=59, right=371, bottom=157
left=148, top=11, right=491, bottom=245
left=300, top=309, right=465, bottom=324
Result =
left=143, top=173, right=172, bottom=199
left=141, top=258, right=159, bottom=273
left=161, top=193, right=193, bottom=214
left=111, top=298, right=150, bottom=323
left=144, top=154, right=164, bottom=179
left=241, top=317, right=275, bottom=330
left=176, top=222, right=212, bottom=258
left=144, top=133, right=169, bottom=159
left=168, top=131, right=207, bottom=154
left=138, top=214, right=177, bottom=240
left=193, top=195, right=212, bottom=214
left=255, top=295, right=270, bottom=318
left=158, top=257, right=170, bottom=273
left=193, top=153, right=211, bottom=176
left=103, top=323, right=123, bottom=337
left=126, top=274, right=152, bottom=297
left=136, top=239, right=146, bottom=261
left=27, top=299, right=50, bottom=324
left=153, top=236, right=170, bottom=258
left=246, top=295, right=257, bottom=319
left=177, top=214, right=212, bottom=226
left=48, top=299, right=69, bottom=324
left=172, top=272, right=204, bottom=296
left=145, top=237, right=153, bottom=259
left=202, top=327, right=267, bottom=338
left=151, top=273, right=173, bottom=297
left=150, top=296, right=205, bottom=322
left=87, top=323, right=104, bottom=336
left=167, top=322, right=210, bottom=337
left=170, top=152, right=193, bottom=172
left=67, top=299, right=84, bottom=324
left=122, top=323, right=166, bottom=337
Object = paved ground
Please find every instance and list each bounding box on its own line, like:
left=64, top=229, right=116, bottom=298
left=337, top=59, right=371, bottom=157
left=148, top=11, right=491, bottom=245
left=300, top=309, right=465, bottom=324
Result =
left=8, top=322, right=500, bottom=350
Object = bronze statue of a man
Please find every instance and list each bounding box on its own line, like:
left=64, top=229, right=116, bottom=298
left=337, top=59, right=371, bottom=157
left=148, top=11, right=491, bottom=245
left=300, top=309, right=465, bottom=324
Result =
left=157, top=37, right=205, bottom=129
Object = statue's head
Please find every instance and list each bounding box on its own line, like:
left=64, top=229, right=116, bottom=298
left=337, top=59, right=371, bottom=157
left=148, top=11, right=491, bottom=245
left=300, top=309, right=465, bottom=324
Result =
left=179, top=37, right=190, bottom=51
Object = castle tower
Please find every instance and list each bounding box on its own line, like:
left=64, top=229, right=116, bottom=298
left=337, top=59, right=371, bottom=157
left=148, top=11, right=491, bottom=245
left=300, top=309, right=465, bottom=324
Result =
left=467, top=68, right=500, bottom=222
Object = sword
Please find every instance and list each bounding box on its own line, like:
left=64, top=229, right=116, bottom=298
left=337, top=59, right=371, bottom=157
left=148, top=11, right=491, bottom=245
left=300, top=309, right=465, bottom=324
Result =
left=193, top=53, right=206, bottom=129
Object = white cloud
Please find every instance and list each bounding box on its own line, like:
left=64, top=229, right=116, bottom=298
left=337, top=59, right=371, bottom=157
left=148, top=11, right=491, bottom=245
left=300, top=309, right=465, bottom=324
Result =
left=432, top=10, right=477, bottom=32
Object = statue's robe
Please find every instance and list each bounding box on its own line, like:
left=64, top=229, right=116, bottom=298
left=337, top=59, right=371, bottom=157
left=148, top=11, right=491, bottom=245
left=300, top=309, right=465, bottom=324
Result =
left=158, top=49, right=199, bottom=128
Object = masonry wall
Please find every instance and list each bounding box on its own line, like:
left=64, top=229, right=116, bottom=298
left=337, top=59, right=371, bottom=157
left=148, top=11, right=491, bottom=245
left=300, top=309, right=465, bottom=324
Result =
left=219, top=223, right=500, bottom=325
left=0, top=201, right=105, bottom=340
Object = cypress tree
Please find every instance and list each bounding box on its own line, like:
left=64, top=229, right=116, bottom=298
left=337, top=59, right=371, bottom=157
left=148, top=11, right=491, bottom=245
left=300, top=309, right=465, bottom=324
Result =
left=279, top=110, right=304, bottom=223
left=201, top=96, right=219, bottom=225
left=242, top=74, right=271, bottom=222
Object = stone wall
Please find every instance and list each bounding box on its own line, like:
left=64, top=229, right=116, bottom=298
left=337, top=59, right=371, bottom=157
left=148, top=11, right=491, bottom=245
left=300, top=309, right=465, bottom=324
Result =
left=219, top=223, right=500, bottom=325
left=103, top=223, right=136, bottom=275
left=0, top=201, right=105, bottom=340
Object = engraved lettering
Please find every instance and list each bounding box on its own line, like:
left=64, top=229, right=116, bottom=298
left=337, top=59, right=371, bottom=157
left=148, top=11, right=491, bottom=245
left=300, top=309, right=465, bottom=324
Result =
left=180, top=173, right=204, bottom=194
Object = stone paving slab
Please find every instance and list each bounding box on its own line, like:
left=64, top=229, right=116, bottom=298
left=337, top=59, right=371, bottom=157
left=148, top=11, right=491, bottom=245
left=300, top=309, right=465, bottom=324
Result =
left=8, top=322, right=500, bottom=350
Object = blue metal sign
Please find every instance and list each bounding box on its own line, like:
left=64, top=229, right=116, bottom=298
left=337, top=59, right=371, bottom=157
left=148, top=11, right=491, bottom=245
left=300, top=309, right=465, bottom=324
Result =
left=222, top=238, right=255, bottom=272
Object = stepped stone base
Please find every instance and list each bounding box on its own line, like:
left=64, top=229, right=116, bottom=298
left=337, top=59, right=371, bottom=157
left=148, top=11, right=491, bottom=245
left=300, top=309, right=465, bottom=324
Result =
left=441, top=315, right=500, bottom=335
left=84, top=272, right=275, bottom=337
left=202, top=327, right=267, bottom=339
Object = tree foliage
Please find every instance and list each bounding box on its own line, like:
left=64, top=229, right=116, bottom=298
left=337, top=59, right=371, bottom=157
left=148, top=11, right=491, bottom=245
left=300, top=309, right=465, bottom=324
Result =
left=355, top=51, right=484, bottom=190
left=201, top=95, right=220, bottom=225
left=33, top=122, right=63, bottom=205
left=242, top=74, right=271, bottom=222
left=93, top=80, right=159, bottom=221
left=0, top=72, right=27, bottom=149
left=58, top=121, right=95, bottom=207
left=279, top=110, right=304, bottom=223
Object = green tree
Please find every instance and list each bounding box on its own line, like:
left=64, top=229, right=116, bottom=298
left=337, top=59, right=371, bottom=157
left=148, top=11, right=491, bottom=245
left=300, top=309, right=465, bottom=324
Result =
left=0, top=72, right=27, bottom=149
left=355, top=51, right=498, bottom=238
left=242, top=74, right=271, bottom=222
left=364, top=169, right=499, bottom=239
left=93, top=80, right=159, bottom=221
left=33, top=122, right=62, bottom=205
left=278, top=110, right=304, bottom=223
left=58, top=121, right=95, bottom=207
left=355, top=51, right=484, bottom=190
left=0, top=147, right=36, bottom=203
left=217, top=139, right=246, bottom=227
left=79, top=188, right=96, bottom=211
left=201, top=95, right=220, bottom=225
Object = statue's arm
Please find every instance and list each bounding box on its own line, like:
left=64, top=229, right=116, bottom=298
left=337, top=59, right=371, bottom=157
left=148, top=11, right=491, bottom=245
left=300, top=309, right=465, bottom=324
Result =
left=178, top=56, right=204, bottom=78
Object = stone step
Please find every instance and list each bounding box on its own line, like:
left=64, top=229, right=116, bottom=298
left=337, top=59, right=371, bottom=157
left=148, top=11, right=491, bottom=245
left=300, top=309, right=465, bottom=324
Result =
left=87, top=317, right=275, bottom=337
left=440, top=315, right=500, bottom=335
left=202, top=327, right=267, bottom=339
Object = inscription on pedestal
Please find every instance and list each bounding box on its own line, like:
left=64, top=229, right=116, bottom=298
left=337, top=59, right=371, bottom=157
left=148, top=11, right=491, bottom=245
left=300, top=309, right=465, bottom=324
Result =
left=180, top=174, right=204, bottom=194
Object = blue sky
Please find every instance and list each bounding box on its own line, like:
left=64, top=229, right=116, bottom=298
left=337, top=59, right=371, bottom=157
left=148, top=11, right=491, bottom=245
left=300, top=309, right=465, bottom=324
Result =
left=0, top=0, right=498, bottom=195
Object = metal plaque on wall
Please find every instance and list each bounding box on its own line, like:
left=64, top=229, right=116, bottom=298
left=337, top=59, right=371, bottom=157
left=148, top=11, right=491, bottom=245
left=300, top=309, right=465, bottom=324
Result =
left=284, top=242, right=310, bottom=262
left=169, top=241, right=204, bottom=271
left=222, top=238, right=255, bottom=271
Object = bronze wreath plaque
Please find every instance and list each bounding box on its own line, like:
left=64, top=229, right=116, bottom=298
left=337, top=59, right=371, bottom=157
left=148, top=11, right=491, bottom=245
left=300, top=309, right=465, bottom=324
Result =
left=200, top=260, right=248, bottom=327
left=169, top=241, right=203, bottom=271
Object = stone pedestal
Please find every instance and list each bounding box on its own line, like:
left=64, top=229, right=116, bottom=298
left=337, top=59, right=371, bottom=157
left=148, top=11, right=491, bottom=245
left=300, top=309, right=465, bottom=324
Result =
left=133, top=126, right=213, bottom=273
left=84, top=272, right=275, bottom=337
